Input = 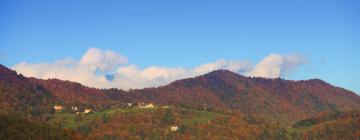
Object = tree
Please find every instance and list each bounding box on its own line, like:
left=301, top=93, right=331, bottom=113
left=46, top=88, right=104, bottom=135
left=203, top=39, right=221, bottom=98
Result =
left=162, top=110, right=175, bottom=125
left=259, top=128, right=271, bottom=140
left=102, top=114, right=109, bottom=123
left=275, top=128, right=290, bottom=140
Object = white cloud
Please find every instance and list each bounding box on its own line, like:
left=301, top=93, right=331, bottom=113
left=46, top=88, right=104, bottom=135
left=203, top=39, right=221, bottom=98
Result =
left=246, top=54, right=284, bottom=78
left=12, top=48, right=308, bottom=90
left=246, top=54, right=307, bottom=78
left=191, top=59, right=251, bottom=75
left=12, top=58, right=110, bottom=88
left=111, top=65, right=187, bottom=89
left=79, top=48, right=128, bottom=72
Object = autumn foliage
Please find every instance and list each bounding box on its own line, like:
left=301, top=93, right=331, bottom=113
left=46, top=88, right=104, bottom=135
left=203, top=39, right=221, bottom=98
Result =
left=1, top=64, right=360, bottom=139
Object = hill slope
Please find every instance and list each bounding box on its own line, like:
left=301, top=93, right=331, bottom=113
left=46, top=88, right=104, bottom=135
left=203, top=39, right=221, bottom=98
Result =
left=106, top=70, right=360, bottom=122
left=1, top=64, right=360, bottom=123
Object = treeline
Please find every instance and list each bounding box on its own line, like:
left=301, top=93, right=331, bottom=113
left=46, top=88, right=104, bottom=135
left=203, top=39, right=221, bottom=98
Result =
left=68, top=107, right=275, bottom=139
left=2, top=107, right=360, bottom=139
left=289, top=110, right=360, bottom=140
left=57, top=108, right=360, bottom=140
left=0, top=112, right=79, bottom=140
left=256, top=110, right=360, bottom=140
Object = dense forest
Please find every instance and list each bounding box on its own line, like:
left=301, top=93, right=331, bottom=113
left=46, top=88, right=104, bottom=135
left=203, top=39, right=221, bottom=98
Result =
left=1, top=64, right=360, bottom=139
left=0, top=112, right=77, bottom=139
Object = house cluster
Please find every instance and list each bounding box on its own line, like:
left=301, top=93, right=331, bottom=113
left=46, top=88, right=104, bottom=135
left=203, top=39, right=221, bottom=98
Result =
left=136, top=102, right=155, bottom=108
left=53, top=103, right=180, bottom=132
left=53, top=105, right=92, bottom=114
left=170, top=125, right=179, bottom=132
left=116, top=102, right=133, bottom=108
left=119, top=102, right=156, bottom=109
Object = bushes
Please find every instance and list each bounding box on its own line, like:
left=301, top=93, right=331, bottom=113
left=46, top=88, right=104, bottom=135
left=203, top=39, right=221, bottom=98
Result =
left=0, top=112, right=77, bottom=140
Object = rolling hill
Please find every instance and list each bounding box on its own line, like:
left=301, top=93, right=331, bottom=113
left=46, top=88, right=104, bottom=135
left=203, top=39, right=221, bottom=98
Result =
left=1, top=64, right=360, bottom=123
left=107, top=70, right=360, bottom=122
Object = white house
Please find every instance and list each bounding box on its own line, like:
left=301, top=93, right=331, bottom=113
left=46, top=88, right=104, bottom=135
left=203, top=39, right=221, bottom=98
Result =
left=145, top=103, right=154, bottom=108
left=138, top=103, right=155, bottom=108
left=71, top=106, right=78, bottom=111
left=170, top=126, right=179, bottom=131
left=162, top=106, right=170, bottom=109
left=53, top=105, right=63, bottom=110
left=84, top=108, right=92, bottom=114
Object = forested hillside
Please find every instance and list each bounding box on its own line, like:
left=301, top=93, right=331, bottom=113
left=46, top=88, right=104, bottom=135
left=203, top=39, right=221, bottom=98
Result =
left=1, top=64, right=360, bottom=139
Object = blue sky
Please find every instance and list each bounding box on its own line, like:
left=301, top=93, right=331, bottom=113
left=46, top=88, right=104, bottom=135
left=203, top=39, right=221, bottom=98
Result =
left=0, top=0, right=359, bottom=93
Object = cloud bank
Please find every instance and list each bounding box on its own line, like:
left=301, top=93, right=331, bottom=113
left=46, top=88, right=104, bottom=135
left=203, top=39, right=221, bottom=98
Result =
left=12, top=48, right=307, bottom=90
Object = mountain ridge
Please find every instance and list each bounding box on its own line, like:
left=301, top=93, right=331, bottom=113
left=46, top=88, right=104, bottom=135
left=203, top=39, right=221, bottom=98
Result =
left=1, top=64, right=359, bottom=123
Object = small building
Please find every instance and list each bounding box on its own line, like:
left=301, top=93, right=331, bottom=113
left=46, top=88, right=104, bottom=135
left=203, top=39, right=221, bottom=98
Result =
left=137, top=102, right=146, bottom=107
left=71, top=106, right=78, bottom=111
left=126, top=103, right=132, bottom=107
left=170, top=126, right=179, bottom=131
left=84, top=108, right=92, bottom=114
left=138, top=103, right=155, bottom=108
left=162, top=106, right=170, bottom=109
left=145, top=103, right=154, bottom=108
left=53, top=105, right=63, bottom=110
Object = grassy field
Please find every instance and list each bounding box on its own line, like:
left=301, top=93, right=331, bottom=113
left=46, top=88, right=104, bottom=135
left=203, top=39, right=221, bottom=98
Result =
left=179, top=108, right=223, bottom=126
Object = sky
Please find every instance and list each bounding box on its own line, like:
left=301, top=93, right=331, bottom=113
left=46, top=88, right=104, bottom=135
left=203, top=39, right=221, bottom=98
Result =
left=0, top=0, right=359, bottom=93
